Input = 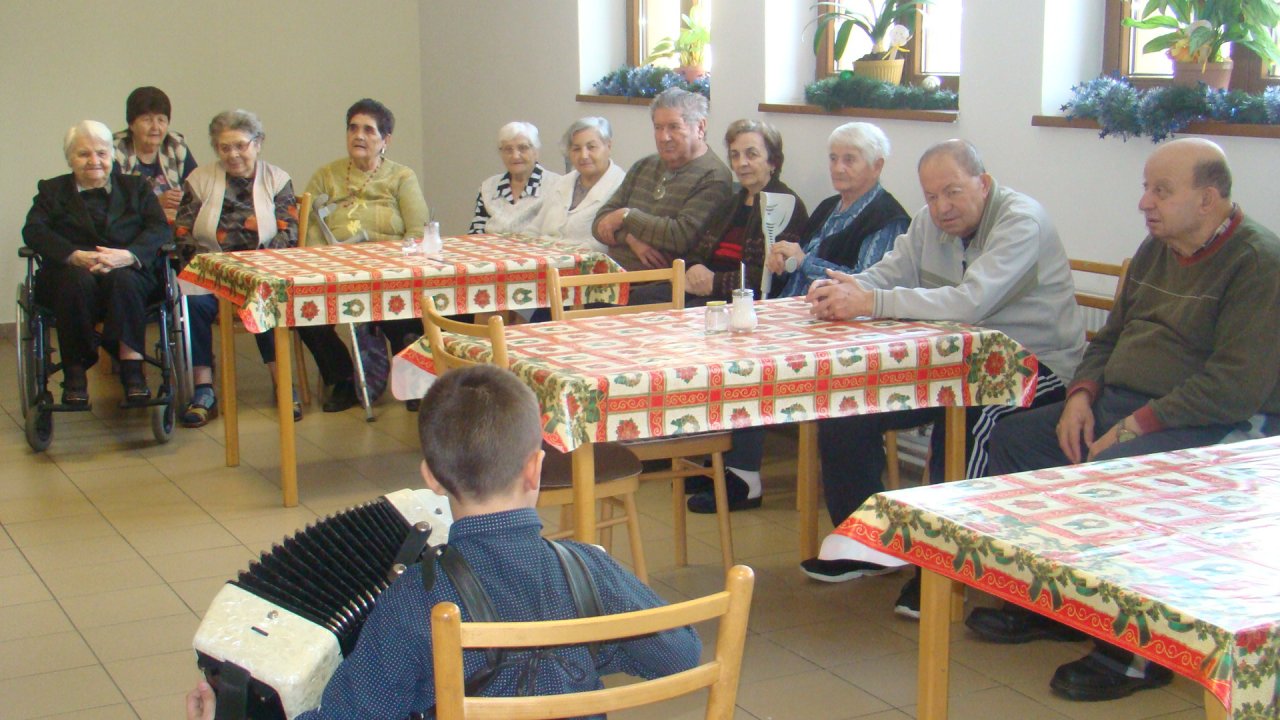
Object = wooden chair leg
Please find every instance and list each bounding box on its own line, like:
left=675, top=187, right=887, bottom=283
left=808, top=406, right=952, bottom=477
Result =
left=598, top=500, right=615, bottom=553
left=710, top=452, right=734, bottom=570
left=884, top=430, right=901, bottom=490
left=622, top=493, right=647, bottom=584
left=671, top=460, right=688, bottom=567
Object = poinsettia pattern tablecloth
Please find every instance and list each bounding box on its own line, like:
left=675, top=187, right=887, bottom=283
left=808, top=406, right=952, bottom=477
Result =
left=177, top=234, right=624, bottom=333
left=393, top=296, right=1040, bottom=452
left=839, top=437, right=1280, bottom=717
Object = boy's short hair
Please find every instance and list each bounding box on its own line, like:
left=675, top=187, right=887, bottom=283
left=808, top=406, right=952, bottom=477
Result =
left=417, top=366, right=544, bottom=501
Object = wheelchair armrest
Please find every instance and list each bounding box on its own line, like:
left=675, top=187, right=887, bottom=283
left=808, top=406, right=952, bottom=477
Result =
left=19, top=246, right=36, bottom=259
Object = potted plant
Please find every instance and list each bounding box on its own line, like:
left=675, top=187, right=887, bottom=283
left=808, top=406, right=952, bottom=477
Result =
left=647, top=3, right=711, bottom=82
left=812, top=0, right=930, bottom=85
left=1123, top=0, right=1280, bottom=90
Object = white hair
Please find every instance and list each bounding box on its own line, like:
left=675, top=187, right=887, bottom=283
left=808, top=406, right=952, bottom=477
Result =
left=650, top=87, right=708, bottom=126
left=561, top=116, right=612, bottom=155
left=828, top=122, right=891, bottom=165
left=497, top=121, right=540, bottom=149
left=63, top=120, right=113, bottom=163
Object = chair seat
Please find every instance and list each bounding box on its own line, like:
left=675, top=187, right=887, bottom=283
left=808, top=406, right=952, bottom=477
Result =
left=622, top=431, right=732, bottom=462
left=540, top=441, right=641, bottom=489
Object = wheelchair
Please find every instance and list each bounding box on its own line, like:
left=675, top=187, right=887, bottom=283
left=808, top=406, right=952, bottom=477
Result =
left=14, top=243, right=191, bottom=451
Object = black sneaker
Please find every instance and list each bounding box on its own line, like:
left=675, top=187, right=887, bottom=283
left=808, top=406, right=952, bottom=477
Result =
left=893, top=575, right=920, bottom=619
left=799, top=557, right=900, bottom=583
left=687, top=470, right=761, bottom=514
left=1050, top=646, right=1173, bottom=701
left=61, top=364, right=89, bottom=407
left=966, top=605, right=1088, bottom=644
left=323, top=381, right=358, bottom=413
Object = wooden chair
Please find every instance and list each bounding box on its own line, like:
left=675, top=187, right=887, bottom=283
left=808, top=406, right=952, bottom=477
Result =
left=1070, top=258, right=1132, bottom=340
left=421, top=299, right=648, bottom=583
left=548, top=260, right=736, bottom=572
left=431, top=564, right=755, bottom=719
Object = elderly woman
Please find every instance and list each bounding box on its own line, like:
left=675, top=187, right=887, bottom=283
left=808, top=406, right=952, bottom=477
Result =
left=113, top=87, right=198, bottom=222
left=174, top=110, right=299, bottom=427
left=22, top=121, right=171, bottom=406
left=687, top=121, right=910, bottom=515
left=767, top=122, right=910, bottom=297
left=468, top=121, right=560, bottom=235
left=302, top=98, right=430, bottom=412
left=532, top=117, right=625, bottom=250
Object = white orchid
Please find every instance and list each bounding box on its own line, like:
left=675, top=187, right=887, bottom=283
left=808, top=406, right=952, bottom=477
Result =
left=888, top=23, right=913, bottom=47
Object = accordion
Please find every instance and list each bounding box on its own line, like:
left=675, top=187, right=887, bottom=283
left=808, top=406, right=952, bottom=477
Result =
left=193, top=489, right=453, bottom=719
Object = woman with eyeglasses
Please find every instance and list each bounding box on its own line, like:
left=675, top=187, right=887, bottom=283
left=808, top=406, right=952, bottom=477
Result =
left=468, top=121, right=560, bottom=235
left=173, top=109, right=299, bottom=428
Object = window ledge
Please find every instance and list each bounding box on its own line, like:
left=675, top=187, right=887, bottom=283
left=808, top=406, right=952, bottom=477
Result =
left=1031, top=115, right=1280, bottom=140
left=759, top=103, right=957, bottom=123
left=576, top=94, right=656, bottom=107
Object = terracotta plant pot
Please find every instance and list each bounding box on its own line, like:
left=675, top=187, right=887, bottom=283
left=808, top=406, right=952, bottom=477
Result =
left=1172, top=59, right=1233, bottom=90
left=853, top=58, right=905, bottom=85
left=678, top=65, right=706, bottom=82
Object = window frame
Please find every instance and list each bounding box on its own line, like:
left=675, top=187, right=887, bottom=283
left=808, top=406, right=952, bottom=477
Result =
left=627, top=0, right=698, bottom=68
left=814, top=3, right=962, bottom=93
left=1102, top=0, right=1278, bottom=93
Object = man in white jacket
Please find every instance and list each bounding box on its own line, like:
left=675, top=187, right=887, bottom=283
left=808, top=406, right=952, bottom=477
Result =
left=800, top=139, right=1086, bottom=618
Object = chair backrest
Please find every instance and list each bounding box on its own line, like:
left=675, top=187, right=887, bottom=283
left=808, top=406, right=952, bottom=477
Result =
left=421, top=296, right=509, bottom=371
left=430, top=564, right=754, bottom=719
left=547, top=259, right=685, bottom=321
left=1069, top=258, right=1131, bottom=341
left=296, top=191, right=312, bottom=248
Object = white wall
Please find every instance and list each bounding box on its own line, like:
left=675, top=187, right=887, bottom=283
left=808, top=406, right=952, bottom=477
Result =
left=1, top=0, right=424, bottom=324
left=419, top=0, right=1280, bottom=271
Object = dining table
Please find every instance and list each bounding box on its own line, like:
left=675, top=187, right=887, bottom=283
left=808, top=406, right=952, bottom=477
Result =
left=177, top=234, right=623, bottom=507
left=838, top=436, right=1280, bottom=720
left=391, top=296, right=1042, bottom=555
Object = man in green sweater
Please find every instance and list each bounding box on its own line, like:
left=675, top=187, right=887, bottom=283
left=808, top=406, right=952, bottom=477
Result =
left=966, top=137, right=1280, bottom=702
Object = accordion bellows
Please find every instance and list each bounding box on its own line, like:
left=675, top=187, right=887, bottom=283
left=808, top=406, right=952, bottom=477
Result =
left=193, top=489, right=453, bottom=719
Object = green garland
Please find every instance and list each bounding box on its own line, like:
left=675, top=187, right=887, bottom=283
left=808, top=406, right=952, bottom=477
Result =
left=592, top=65, right=710, bottom=99
left=804, top=71, right=958, bottom=112
left=1062, top=75, right=1280, bottom=142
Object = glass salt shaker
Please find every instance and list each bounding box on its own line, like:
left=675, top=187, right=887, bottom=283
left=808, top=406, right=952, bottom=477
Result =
left=422, top=220, right=443, bottom=255
left=704, top=301, right=730, bottom=334
left=730, top=289, right=757, bottom=334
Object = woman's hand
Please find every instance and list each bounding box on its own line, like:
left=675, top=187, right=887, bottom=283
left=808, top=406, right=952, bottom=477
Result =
left=90, top=246, right=137, bottom=274
left=161, top=188, right=184, bottom=211
left=685, top=264, right=714, bottom=296
left=767, top=241, right=803, bottom=275
left=625, top=235, right=670, bottom=269
left=68, top=249, right=100, bottom=271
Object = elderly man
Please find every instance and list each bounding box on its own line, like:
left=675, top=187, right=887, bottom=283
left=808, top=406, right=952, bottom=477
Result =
left=965, top=138, right=1280, bottom=702
left=801, top=140, right=1087, bottom=617
left=593, top=88, right=731, bottom=270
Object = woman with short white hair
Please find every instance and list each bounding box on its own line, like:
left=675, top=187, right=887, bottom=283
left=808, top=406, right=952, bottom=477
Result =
left=22, top=120, right=172, bottom=407
left=468, top=121, right=561, bottom=234
left=531, top=117, right=625, bottom=251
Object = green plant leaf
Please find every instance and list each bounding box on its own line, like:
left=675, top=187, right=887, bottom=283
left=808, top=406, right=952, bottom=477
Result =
left=834, top=21, right=854, bottom=62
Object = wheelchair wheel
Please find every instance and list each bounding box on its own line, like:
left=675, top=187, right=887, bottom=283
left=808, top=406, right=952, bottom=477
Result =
left=151, top=401, right=175, bottom=444
left=15, top=282, right=43, bottom=421
left=25, top=393, right=53, bottom=452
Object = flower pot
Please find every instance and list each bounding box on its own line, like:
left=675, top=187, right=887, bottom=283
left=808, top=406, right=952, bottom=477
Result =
left=677, top=65, right=706, bottom=82
left=853, top=58, right=905, bottom=85
left=1172, top=60, right=1232, bottom=90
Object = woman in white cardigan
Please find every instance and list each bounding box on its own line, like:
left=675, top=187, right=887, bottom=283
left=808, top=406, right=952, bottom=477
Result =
left=533, top=117, right=626, bottom=252
left=468, top=121, right=560, bottom=234
left=173, top=109, right=299, bottom=427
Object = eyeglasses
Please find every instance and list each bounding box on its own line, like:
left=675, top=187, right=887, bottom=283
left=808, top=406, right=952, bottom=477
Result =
left=216, top=140, right=256, bottom=155
left=499, top=143, right=533, bottom=156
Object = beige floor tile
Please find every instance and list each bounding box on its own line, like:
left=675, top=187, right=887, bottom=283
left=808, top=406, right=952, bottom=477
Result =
left=0, top=665, right=125, bottom=719
left=0, top=490, right=99, bottom=524
left=118, top=522, right=241, bottom=558
left=0, top=529, right=11, bottom=551
left=737, top=669, right=892, bottom=720
left=738, top=633, right=820, bottom=685
left=0, top=572, right=51, bottom=606
left=1009, top=677, right=1196, bottom=720
left=21, top=534, right=141, bottom=573
left=0, top=600, right=75, bottom=642
left=0, top=547, right=33, bottom=577
left=146, top=545, right=254, bottom=584
left=169, top=576, right=232, bottom=618
left=130, top=692, right=190, bottom=720
left=105, top=650, right=205, bottom=702
left=4, top=513, right=120, bottom=548
left=65, top=463, right=171, bottom=497
left=42, top=557, right=166, bottom=599
left=0, top=630, right=97, bottom=679
left=100, top=503, right=216, bottom=533
left=609, top=686, right=758, bottom=719
left=902, top=685, right=1074, bottom=720
left=38, top=704, right=140, bottom=719
left=81, top=613, right=200, bottom=664
left=1148, top=708, right=1210, bottom=720
left=766, top=617, right=917, bottom=668
left=60, top=584, right=190, bottom=630
left=215, top=507, right=322, bottom=546
left=829, top=650, right=999, bottom=707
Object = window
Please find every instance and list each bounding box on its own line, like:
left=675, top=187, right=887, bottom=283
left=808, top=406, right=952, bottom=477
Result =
left=627, top=0, right=711, bottom=71
left=1102, top=0, right=1278, bottom=92
left=817, top=0, right=963, bottom=92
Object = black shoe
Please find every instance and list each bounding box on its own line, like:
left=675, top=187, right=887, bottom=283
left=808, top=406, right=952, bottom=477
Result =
left=122, top=378, right=151, bottom=404
left=893, top=575, right=921, bottom=619
left=681, top=474, right=714, bottom=494
left=966, top=605, right=1089, bottom=644
left=687, top=470, right=761, bottom=514
left=799, top=557, right=899, bottom=583
left=1050, top=647, right=1173, bottom=701
left=61, top=365, right=89, bottom=407
left=323, top=381, right=358, bottom=413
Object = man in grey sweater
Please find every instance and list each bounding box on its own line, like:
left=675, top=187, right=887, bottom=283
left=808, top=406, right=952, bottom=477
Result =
left=965, top=138, right=1280, bottom=703
left=799, top=140, right=1086, bottom=616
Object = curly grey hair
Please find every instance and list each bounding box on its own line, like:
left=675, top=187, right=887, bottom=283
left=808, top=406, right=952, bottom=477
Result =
left=208, top=109, right=265, bottom=147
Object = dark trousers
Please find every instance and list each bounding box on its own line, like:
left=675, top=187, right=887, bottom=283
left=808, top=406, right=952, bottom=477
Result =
left=185, top=294, right=274, bottom=367
left=297, top=326, right=354, bottom=387
left=369, top=318, right=420, bottom=356
left=35, top=263, right=157, bottom=369
left=986, top=386, right=1237, bottom=475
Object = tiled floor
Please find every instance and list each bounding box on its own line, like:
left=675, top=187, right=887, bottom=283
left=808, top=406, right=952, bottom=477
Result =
left=0, top=332, right=1210, bottom=719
